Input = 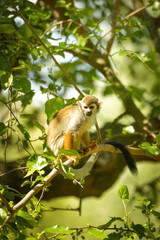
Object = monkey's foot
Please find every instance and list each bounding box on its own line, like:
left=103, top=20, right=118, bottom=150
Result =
left=88, top=141, right=97, bottom=149
left=65, top=155, right=80, bottom=166
left=78, top=141, right=97, bottom=155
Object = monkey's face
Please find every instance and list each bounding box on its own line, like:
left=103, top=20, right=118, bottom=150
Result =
left=81, top=103, right=99, bottom=117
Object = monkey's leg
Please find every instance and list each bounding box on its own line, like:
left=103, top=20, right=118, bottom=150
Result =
left=63, top=132, right=79, bottom=166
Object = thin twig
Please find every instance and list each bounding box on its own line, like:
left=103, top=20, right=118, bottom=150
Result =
left=0, top=166, right=27, bottom=177
left=0, top=192, right=11, bottom=212
left=36, top=188, right=45, bottom=210
left=101, top=2, right=152, bottom=39
left=43, top=206, right=80, bottom=212
left=41, top=19, right=73, bottom=38
left=70, top=225, right=135, bottom=233
left=111, top=49, right=154, bottom=73
left=0, top=100, right=36, bottom=154
left=106, top=0, right=121, bottom=54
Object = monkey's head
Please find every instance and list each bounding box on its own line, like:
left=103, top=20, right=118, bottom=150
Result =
left=80, top=95, right=101, bottom=117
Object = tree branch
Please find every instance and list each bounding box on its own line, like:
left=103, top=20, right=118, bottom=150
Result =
left=106, top=0, right=121, bottom=55
left=1, top=139, right=159, bottom=228
left=1, top=140, right=159, bottom=228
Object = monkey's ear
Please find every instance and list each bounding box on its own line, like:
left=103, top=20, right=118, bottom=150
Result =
left=78, top=100, right=82, bottom=106
left=98, top=101, right=102, bottom=108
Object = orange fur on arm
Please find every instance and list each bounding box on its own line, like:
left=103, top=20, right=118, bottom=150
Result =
left=63, top=132, right=73, bottom=149
left=81, top=132, right=90, bottom=146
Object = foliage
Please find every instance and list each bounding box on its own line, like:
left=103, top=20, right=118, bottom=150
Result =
left=0, top=0, right=160, bottom=239
left=0, top=185, right=160, bottom=239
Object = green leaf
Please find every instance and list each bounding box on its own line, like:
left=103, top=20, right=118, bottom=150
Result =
left=45, top=225, right=73, bottom=234
left=87, top=227, right=108, bottom=239
left=122, top=125, right=135, bottom=134
left=21, top=180, right=31, bottom=187
left=117, top=185, right=129, bottom=201
left=151, top=210, right=160, bottom=219
left=13, top=77, right=31, bottom=93
left=107, top=232, right=123, bottom=239
left=58, top=161, right=75, bottom=180
left=152, top=1, right=160, bottom=11
left=31, top=174, right=45, bottom=187
left=100, top=217, right=123, bottom=229
left=0, top=122, right=8, bottom=136
left=156, top=133, right=160, bottom=146
left=42, top=148, right=56, bottom=161
left=33, top=121, right=45, bottom=133
left=0, top=24, right=15, bottom=34
left=16, top=209, right=37, bottom=229
left=137, top=197, right=151, bottom=207
left=19, top=23, right=33, bottom=39
left=0, top=53, right=10, bottom=72
left=26, top=238, right=36, bottom=240
left=118, top=50, right=129, bottom=56
left=45, top=97, right=65, bottom=124
left=17, top=124, right=30, bottom=140
left=16, top=91, right=34, bottom=109
left=139, top=142, right=160, bottom=155
left=3, top=189, right=15, bottom=201
left=25, top=154, right=48, bottom=177
left=0, top=73, right=13, bottom=90
left=131, top=223, right=146, bottom=238
left=59, top=148, right=81, bottom=158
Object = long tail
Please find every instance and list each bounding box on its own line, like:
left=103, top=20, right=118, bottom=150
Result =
left=105, top=140, right=138, bottom=174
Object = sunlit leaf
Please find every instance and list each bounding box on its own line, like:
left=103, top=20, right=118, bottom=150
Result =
left=17, top=124, right=30, bottom=140
left=87, top=227, right=108, bottom=239
left=100, top=217, right=123, bottom=229
left=59, top=148, right=81, bottom=158
left=139, top=142, right=160, bottom=155
left=45, top=97, right=65, bottom=124
left=0, top=122, right=8, bottom=136
left=16, top=210, right=37, bottom=229
left=0, top=24, right=15, bottom=34
left=118, top=185, right=129, bottom=201
left=25, top=154, right=48, bottom=177
left=45, top=225, right=73, bottom=234
left=33, top=121, right=45, bottom=133
left=156, top=133, right=160, bottom=146
left=13, top=77, right=31, bottom=93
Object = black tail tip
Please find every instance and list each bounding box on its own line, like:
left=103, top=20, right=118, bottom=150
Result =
left=130, top=166, right=138, bottom=175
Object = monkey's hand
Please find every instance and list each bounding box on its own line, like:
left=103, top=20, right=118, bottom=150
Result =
left=78, top=141, right=97, bottom=155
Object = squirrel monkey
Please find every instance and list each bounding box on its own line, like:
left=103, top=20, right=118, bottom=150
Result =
left=47, top=95, right=100, bottom=161
left=47, top=95, right=137, bottom=173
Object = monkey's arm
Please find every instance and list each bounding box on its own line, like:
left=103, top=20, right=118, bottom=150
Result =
left=105, top=140, right=138, bottom=174
left=81, top=132, right=90, bottom=146
left=63, top=132, right=73, bottom=150
left=63, top=132, right=80, bottom=166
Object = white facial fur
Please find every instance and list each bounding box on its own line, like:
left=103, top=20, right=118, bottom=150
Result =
left=81, top=102, right=98, bottom=117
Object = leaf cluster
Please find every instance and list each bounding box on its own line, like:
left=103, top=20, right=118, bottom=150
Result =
left=1, top=185, right=160, bottom=239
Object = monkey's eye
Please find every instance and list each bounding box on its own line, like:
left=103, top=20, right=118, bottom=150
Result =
left=84, top=106, right=88, bottom=109
left=89, top=106, right=95, bottom=109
